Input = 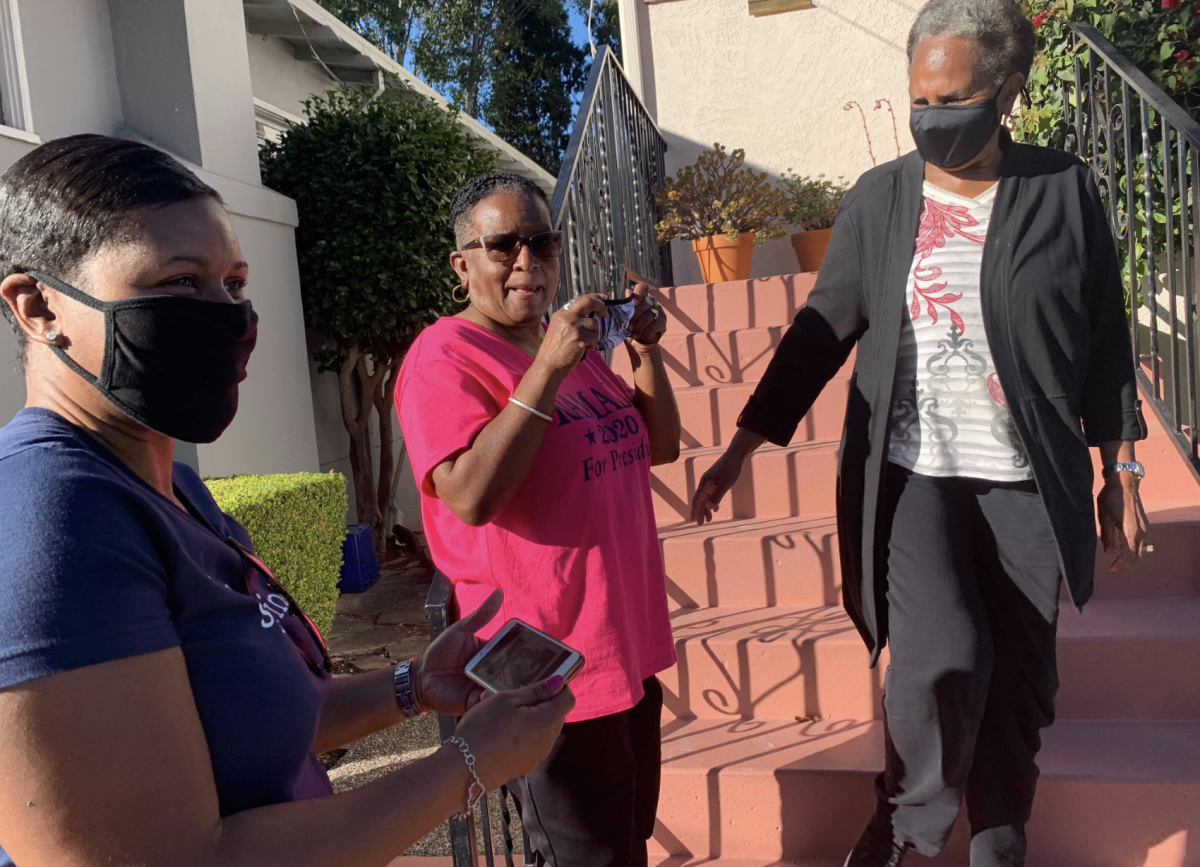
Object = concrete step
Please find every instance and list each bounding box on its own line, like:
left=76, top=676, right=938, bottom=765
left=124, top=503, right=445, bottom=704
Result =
left=612, top=325, right=787, bottom=390
left=663, top=605, right=884, bottom=723
left=653, top=717, right=1200, bottom=864
left=652, top=275, right=818, bottom=334
left=674, top=378, right=851, bottom=451
left=651, top=442, right=839, bottom=524
left=660, top=516, right=842, bottom=611
left=664, top=599, right=1200, bottom=722
left=658, top=507, right=1200, bottom=611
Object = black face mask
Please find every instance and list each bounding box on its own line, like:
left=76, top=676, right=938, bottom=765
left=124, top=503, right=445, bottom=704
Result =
left=29, top=270, right=258, bottom=443
left=910, top=98, right=1000, bottom=169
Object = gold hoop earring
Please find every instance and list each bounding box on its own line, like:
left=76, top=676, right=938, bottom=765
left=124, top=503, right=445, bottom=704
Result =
left=452, top=284, right=470, bottom=304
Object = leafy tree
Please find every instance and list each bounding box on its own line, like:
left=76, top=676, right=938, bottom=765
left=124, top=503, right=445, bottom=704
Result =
left=318, top=0, right=586, bottom=171
left=260, top=80, right=497, bottom=560
left=1016, top=0, right=1199, bottom=290
left=409, top=0, right=490, bottom=118
left=486, top=0, right=585, bottom=173
left=573, top=0, right=620, bottom=59
left=315, top=0, right=428, bottom=63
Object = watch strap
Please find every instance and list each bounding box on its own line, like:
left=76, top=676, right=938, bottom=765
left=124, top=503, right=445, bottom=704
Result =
left=394, top=658, right=422, bottom=718
left=1104, top=461, right=1145, bottom=479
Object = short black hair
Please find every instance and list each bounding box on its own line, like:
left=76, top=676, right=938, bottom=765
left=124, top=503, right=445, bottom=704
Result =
left=0, top=134, right=221, bottom=354
left=449, top=171, right=550, bottom=247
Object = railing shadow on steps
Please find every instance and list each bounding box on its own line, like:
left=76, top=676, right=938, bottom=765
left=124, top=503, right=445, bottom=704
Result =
left=1061, top=23, right=1200, bottom=481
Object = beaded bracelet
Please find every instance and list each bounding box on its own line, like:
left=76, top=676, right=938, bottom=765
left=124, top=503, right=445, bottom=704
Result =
left=446, top=735, right=486, bottom=819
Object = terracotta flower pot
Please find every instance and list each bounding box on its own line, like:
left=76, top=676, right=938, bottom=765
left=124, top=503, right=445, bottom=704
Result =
left=692, top=233, right=756, bottom=283
left=790, top=228, right=833, bottom=273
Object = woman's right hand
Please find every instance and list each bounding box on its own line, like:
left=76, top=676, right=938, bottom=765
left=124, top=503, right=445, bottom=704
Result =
left=690, top=449, right=747, bottom=525
left=449, top=678, right=575, bottom=790
left=536, top=294, right=607, bottom=373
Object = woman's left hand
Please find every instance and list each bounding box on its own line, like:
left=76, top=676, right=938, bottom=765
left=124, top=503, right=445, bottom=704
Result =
left=1097, top=475, right=1150, bottom=571
left=626, top=282, right=666, bottom=347
left=412, top=589, right=503, bottom=716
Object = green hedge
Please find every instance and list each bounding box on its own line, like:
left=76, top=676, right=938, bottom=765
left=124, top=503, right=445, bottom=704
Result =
left=206, top=472, right=348, bottom=636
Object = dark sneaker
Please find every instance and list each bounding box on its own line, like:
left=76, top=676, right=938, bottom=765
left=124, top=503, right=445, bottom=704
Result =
left=844, top=817, right=911, bottom=867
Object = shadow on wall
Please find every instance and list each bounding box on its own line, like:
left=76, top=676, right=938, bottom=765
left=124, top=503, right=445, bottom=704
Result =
left=658, top=126, right=907, bottom=287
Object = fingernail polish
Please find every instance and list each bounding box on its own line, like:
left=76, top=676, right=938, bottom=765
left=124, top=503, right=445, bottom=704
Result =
left=547, top=675, right=564, bottom=691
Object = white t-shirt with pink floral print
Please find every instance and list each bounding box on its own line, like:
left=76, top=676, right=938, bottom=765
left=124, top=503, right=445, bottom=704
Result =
left=887, top=181, right=1033, bottom=482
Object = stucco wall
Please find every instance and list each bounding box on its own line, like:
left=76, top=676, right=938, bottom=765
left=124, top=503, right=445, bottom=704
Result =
left=246, top=31, right=339, bottom=119
left=635, top=0, right=920, bottom=285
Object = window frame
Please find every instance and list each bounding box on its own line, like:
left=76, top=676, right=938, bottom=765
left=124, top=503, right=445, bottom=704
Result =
left=0, top=0, right=32, bottom=133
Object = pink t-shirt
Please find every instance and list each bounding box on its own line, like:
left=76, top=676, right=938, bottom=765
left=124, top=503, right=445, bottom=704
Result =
left=396, top=317, right=676, bottom=722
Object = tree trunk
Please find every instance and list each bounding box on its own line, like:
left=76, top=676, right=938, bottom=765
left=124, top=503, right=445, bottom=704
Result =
left=337, top=349, right=396, bottom=565
left=462, top=0, right=485, bottom=118
left=372, top=360, right=403, bottom=563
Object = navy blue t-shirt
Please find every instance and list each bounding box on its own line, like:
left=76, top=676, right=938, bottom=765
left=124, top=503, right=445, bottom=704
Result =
left=0, top=408, right=333, bottom=864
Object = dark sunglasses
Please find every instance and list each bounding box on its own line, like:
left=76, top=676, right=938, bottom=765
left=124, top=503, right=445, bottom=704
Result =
left=461, top=231, right=563, bottom=262
left=225, top=538, right=333, bottom=677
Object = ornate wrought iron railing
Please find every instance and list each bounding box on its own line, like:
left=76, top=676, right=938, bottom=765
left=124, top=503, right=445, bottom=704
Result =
left=1060, top=23, right=1200, bottom=472
left=550, top=44, right=672, bottom=308
left=426, top=572, right=532, bottom=867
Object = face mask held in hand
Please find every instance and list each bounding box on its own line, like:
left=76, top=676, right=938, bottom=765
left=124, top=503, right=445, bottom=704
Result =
left=29, top=270, right=258, bottom=443
left=909, top=97, right=1001, bottom=170
left=593, top=296, right=638, bottom=352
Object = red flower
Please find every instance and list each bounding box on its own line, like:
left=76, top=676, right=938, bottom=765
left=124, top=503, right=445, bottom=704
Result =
left=1175, top=48, right=1191, bottom=62
left=1162, top=0, right=1181, bottom=9
left=1032, top=10, right=1050, bottom=28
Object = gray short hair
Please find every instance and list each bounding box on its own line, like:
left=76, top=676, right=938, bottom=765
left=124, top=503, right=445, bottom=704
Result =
left=907, top=0, right=1035, bottom=88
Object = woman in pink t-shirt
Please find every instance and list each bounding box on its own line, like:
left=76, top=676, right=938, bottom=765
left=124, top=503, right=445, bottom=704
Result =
left=396, top=172, right=680, bottom=867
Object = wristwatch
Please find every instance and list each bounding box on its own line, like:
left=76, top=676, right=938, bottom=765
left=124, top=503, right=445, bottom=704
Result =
left=1103, top=461, right=1145, bottom=481
left=393, top=658, right=422, bottom=718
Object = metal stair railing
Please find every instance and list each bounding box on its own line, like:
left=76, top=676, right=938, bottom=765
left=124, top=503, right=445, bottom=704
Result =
left=1060, top=23, right=1200, bottom=474
left=549, top=45, right=672, bottom=310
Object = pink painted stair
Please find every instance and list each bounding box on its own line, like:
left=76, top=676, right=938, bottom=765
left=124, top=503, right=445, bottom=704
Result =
left=613, top=274, right=1200, bottom=867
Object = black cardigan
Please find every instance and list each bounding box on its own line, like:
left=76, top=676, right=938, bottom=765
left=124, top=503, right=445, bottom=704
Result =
left=738, top=139, right=1146, bottom=663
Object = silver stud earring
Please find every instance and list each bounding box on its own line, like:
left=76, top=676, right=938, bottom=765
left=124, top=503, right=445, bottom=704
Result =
left=45, top=330, right=57, bottom=342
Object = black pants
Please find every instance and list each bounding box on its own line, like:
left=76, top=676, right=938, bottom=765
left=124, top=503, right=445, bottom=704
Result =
left=509, top=677, right=663, bottom=867
left=873, top=465, right=1061, bottom=866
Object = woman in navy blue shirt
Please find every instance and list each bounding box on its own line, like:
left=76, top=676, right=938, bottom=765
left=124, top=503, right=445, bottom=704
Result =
left=0, top=134, right=573, bottom=867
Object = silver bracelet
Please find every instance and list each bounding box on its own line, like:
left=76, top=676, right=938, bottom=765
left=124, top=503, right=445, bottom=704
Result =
left=508, top=396, right=553, bottom=422
left=446, top=736, right=486, bottom=819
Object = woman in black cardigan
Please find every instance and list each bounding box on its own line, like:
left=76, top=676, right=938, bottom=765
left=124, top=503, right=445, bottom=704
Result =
left=691, top=1, right=1148, bottom=865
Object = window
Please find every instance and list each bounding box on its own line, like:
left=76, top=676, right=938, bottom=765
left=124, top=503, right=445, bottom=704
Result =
left=0, top=0, right=30, bottom=131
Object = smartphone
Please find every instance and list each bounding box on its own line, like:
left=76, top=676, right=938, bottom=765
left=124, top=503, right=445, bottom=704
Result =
left=464, top=619, right=585, bottom=693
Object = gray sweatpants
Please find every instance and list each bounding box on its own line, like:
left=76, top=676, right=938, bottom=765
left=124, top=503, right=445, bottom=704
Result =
left=873, top=464, right=1062, bottom=866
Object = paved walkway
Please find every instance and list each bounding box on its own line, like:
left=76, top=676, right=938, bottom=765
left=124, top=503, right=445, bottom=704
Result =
left=324, top=563, right=449, bottom=855
left=323, top=562, right=525, bottom=857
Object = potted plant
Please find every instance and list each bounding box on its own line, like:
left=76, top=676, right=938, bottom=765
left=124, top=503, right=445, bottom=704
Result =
left=654, top=144, right=785, bottom=283
left=778, top=172, right=849, bottom=272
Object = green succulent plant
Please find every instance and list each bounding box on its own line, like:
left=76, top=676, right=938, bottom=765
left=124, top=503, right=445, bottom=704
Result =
left=654, top=144, right=787, bottom=245
left=778, top=172, right=850, bottom=232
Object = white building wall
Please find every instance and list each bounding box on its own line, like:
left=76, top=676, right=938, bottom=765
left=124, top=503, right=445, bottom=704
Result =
left=634, top=0, right=918, bottom=285
left=246, top=31, right=339, bottom=120
left=0, top=0, right=321, bottom=481
left=19, top=0, right=124, bottom=140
